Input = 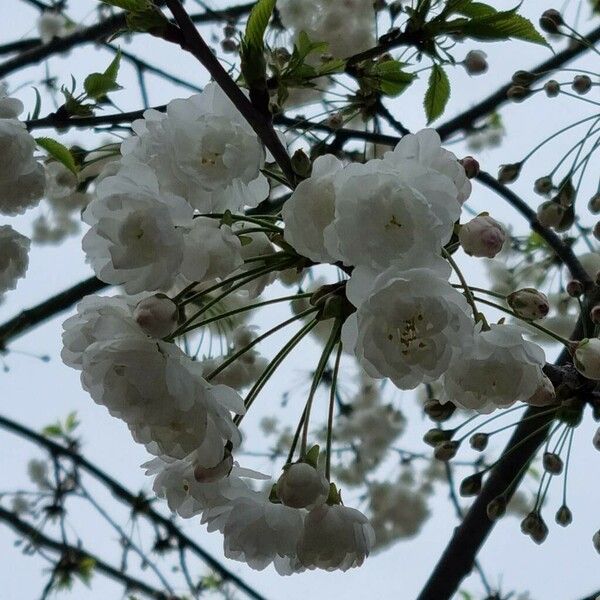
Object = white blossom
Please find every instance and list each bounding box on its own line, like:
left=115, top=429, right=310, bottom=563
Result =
left=342, top=266, right=474, bottom=389
left=442, top=324, right=546, bottom=413
left=37, top=11, right=71, bottom=43
left=121, top=83, right=268, bottom=212
left=0, top=120, right=45, bottom=215
left=297, top=504, right=375, bottom=571
left=0, top=85, right=24, bottom=119
left=223, top=495, right=305, bottom=571
left=459, top=215, right=506, bottom=258
left=573, top=338, right=600, bottom=380
left=82, top=162, right=193, bottom=293
left=0, top=225, right=30, bottom=294
left=282, top=154, right=342, bottom=263
left=133, top=294, right=178, bottom=338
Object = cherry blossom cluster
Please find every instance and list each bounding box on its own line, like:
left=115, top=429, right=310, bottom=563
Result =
left=57, top=80, right=585, bottom=574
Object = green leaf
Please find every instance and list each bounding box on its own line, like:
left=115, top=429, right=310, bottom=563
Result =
left=65, top=411, right=80, bottom=433
left=456, top=2, right=497, bottom=17
left=244, top=0, right=276, bottom=51
left=424, top=64, right=450, bottom=123
left=84, top=51, right=122, bottom=99
left=42, top=424, right=63, bottom=438
left=459, top=9, right=548, bottom=45
left=371, top=60, right=416, bottom=96
left=36, top=137, right=79, bottom=174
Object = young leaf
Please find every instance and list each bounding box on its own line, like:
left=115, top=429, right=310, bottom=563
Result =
left=460, top=9, right=548, bottom=45
left=372, top=60, right=416, bottom=96
left=35, top=137, right=79, bottom=174
left=84, top=51, right=122, bottom=99
left=456, top=2, right=497, bottom=17
left=424, top=64, right=450, bottom=123
left=244, top=0, right=276, bottom=51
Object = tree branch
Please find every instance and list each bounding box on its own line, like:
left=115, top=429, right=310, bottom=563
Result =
left=0, top=505, right=170, bottom=600
left=0, top=413, right=268, bottom=600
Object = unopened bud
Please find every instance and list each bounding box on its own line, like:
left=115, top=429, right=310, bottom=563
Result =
left=423, top=399, right=456, bottom=422
left=134, top=294, right=178, bottom=338
left=459, top=215, right=506, bottom=258
left=220, top=39, right=238, bottom=53
left=539, top=9, right=563, bottom=33
left=326, top=112, right=344, bottom=130
left=459, top=472, right=483, bottom=497
left=521, top=512, right=538, bottom=535
left=573, top=338, right=600, bottom=380
left=537, top=200, right=565, bottom=228
left=487, top=496, right=507, bottom=520
left=507, top=85, right=530, bottom=102
left=534, top=176, right=553, bottom=195
left=507, top=288, right=550, bottom=320
left=572, top=74, right=592, bottom=95
left=588, top=193, right=600, bottom=214
left=593, top=426, right=600, bottom=450
left=543, top=451, right=563, bottom=474
left=459, top=156, right=480, bottom=179
left=566, top=279, right=584, bottom=297
left=593, top=529, right=600, bottom=554
left=434, top=440, right=459, bottom=461
left=291, top=149, right=311, bottom=178
left=469, top=432, right=489, bottom=451
left=223, top=24, right=236, bottom=38
left=555, top=504, right=573, bottom=527
left=423, top=428, right=451, bottom=447
left=530, top=515, right=549, bottom=544
left=591, top=305, right=600, bottom=324
left=498, top=162, right=522, bottom=184
left=544, top=80, right=560, bottom=97
left=512, top=70, right=536, bottom=86
left=463, top=50, right=488, bottom=75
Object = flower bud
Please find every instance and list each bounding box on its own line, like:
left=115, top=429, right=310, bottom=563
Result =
left=223, top=24, right=236, bottom=38
left=593, top=426, right=600, bottom=450
left=434, top=440, right=459, bottom=461
left=276, top=461, right=329, bottom=509
left=221, top=39, right=238, bottom=53
left=423, top=399, right=456, bottom=422
left=594, top=222, right=600, bottom=242
left=529, top=515, right=549, bottom=544
left=291, top=149, right=311, bottom=178
left=555, top=505, right=572, bottom=527
left=536, top=200, right=564, bottom=228
left=593, top=529, right=600, bottom=554
left=543, top=452, right=563, bottom=474
left=511, top=70, right=536, bottom=86
left=588, top=193, right=600, bottom=214
left=534, top=176, right=553, bottom=195
left=566, top=279, right=584, bottom=297
left=469, top=432, right=489, bottom=451
left=507, top=288, right=549, bottom=321
left=459, top=472, right=483, bottom=497
left=520, top=512, right=538, bottom=535
left=572, top=75, right=592, bottom=95
left=498, top=162, right=522, bottom=184
left=463, top=50, right=488, bottom=75
left=507, top=85, right=530, bottom=102
left=573, top=338, right=600, bottom=380
left=539, top=9, right=563, bottom=33
left=423, top=428, right=451, bottom=447
left=544, top=80, right=560, bottom=97
left=487, top=496, right=507, bottom=520
left=590, top=305, right=600, bottom=324
left=134, top=294, right=178, bottom=338
left=459, top=156, right=480, bottom=179
left=459, top=215, right=506, bottom=258
left=326, top=112, right=344, bottom=130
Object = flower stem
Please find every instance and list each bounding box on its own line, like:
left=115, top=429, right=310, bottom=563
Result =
left=325, top=343, right=343, bottom=481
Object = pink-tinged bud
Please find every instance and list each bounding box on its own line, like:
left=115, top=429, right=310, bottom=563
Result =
left=591, top=305, right=600, bottom=324
left=498, top=162, right=522, bottom=184
left=507, top=288, right=550, bottom=320
left=220, top=38, right=238, bottom=53
left=459, top=215, right=506, bottom=258
left=572, top=74, right=592, bottom=95
left=537, top=200, right=565, bottom=228
left=469, top=432, right=489, bottom=451
left=573, top=338, right=600, bottom=380
left=463, top=50, right=488, bottom=75
left=134, top=294, right=178, bottom=338
left=512, top=70, right=536, bottom=86
left=459, top=472, right=483, bottom=497
left=539, top=9, right=563, bottom=33
left=534, top=176, right=553, bottom=195
left=544, top=80, right=560, bottom=97
left=566, top=279, right=584, bottom=298
left=434, top=440, right=459, bottom=461
left=459, top=156, right=480, bottom=179
left=487, top=496, right=507, bottom=520
left=543, top=452, right=563, bottom=474
left=555, top=505, right=572, bottom=527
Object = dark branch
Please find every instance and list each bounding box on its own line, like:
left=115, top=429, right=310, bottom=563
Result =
left=0, top=413, right=268, bottom=600
left=0, top=505, right=170, bottom=600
